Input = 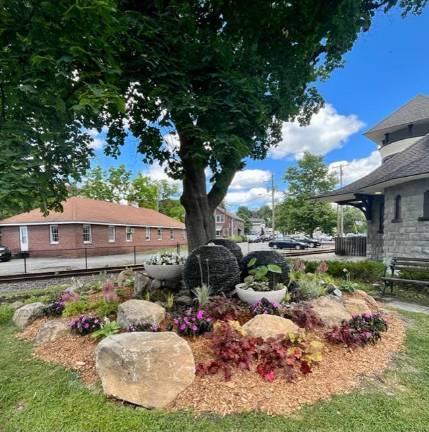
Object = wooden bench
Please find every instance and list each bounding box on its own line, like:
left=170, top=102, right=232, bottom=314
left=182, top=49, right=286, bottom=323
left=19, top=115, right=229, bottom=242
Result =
left=381, top=257, right=429, bottom=294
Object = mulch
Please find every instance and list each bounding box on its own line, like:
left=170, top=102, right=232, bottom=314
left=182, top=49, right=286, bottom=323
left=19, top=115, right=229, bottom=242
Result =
left=17, top=311, right=406, bottom=416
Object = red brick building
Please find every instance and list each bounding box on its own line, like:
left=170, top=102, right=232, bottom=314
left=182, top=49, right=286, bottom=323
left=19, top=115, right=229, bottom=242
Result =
left=0, top=197, right=186, bottom=257
left=214, top=207, right=244, bottom=238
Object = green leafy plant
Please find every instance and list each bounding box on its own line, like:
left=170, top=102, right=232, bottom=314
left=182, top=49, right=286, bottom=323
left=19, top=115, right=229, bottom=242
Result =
left=192, top=284, right=211, bottom=308
left=243, top=258, right=284, bottom=291
left=340, top=281, right=360, bottom=293
left=165, top=292, right=175, bottom=310
left=92, top=300, right=119, bottom=318
left=91, top=319, right=121, bottom=340
left=62, top=300, right=90, bottom=317
left=0, top=305, right=14, bottom=324
left=295, top=274, right=326, bottom=300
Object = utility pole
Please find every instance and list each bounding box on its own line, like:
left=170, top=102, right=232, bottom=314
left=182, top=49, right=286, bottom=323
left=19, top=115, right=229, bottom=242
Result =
left=337, top=164, right=345, bottom=237
left=271, top=172, right=275, bottom=237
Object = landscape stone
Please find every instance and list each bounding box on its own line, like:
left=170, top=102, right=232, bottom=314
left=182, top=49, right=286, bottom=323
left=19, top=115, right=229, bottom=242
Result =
left=117, top=268, right=134, bottom=287
left=133, top=272, right=151, bottom=298
left=308, top=296, right=352, bottom=327
left=242, top=314, right=299, bottom=339
left=343, top=298, right=372, bottom=315
left=150, top=279, right=162, bottom=291
left=117, top=299, right=165, bottom=329
left=12, top=302, right=45, bottom=329
left=9, top=301, right=24, bottom=310
left=95, top=332, right=195, bottom=408
left=350, top=290, right=379, bottom=312
left=35, top=319, right=70, bottom=345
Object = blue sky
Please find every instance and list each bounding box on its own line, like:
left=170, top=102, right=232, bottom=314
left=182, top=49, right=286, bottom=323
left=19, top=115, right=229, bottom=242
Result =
left=89, top=6, right=429, bottom=210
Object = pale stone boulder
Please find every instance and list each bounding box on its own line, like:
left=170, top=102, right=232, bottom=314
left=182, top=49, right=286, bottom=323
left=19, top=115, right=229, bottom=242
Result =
left=117, top=299, right=165, bottom=329
left=308, top=296, right=352, bottom=327
left=242, top=314, right=299, bottom=339
left=133, top=272, right=151, bottom=298
left=350, top=290, right=379, bottom=312
left=9, top=301, right=24, bottom=310
left=12, top=302, right=45, bottom=329
left=343, top=298, right=372, bottom=316
left=117, top=268, right=134, bottom=286
left=35, top=319, right=70, bottom=345
left=95, top=332, right=195, bottom=408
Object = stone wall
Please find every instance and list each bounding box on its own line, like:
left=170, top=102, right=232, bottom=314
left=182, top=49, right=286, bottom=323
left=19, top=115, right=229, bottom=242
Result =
left=383, top=178, right=429, bottom=260
left=367, top=195, right=385, bottom=261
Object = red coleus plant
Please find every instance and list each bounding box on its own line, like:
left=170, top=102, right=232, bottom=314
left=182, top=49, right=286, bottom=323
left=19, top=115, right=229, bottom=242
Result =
left=196, top=322, right=323, bottom=382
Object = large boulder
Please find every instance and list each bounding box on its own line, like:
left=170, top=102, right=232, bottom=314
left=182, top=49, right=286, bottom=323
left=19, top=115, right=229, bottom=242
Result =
left=12, top=302, right=45, bottom=329
left=343, top=298, right=372, bottom=316
left=95, top=332, right=195, bottom=408
left=349, top=290, right=379, bottom=312
left=117, top=299, right=165, bottom=329
left=9, top=301, right=24, bottom=311
left=308, top=296, right=352, bottom=327
left=242, top=314, right=299, bottom=339
left=35, top=319, right=70, bottom=345
left=117, top=268, right=134, bottom=287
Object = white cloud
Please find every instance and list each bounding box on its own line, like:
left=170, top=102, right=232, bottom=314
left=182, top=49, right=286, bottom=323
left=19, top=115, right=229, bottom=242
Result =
left=230, top=169, right=272, bottom=190
left=162, top=132, right=180, bottom=152
left=87, top=128, right=105, bottom=150
left=225, top=187, right=283, bottom=208
left=141, top=162, right=182, bottom=190
left=329, top=150, right=381, bottom=186
left=270, top=104, right=364, bottom=160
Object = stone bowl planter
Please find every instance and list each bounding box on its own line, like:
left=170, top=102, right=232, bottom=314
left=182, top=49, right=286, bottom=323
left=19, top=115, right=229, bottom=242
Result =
left=144, top=264, right=184, bottom=281
left=235, top=283, right=287, bottom=305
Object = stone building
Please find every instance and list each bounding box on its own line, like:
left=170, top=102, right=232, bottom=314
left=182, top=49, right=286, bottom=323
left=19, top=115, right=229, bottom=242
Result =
left=317, top=95, right=429, bottom=261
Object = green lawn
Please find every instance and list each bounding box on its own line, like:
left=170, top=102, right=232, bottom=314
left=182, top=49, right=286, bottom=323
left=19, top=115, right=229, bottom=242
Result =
left=1, top=313, right=429, bottom=432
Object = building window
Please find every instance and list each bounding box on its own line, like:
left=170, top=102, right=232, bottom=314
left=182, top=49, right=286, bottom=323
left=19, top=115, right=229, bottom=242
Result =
left=215, top=213, right=224, bottom=223
left=182, top=230, right=186, bottom=240
left=158, top=228, right=163, bottom=240
left=170, top=229, right=174, bottom=240
left=108, top=225, right=116, bottom=242
left=83, top=224, right=92, bottom=243
left=50, top=225, right=59, bottom=244
left=419, top=190, right=429, bottom=221
left=378, top=202, right=384, bottom=234
left=216, top=229, right=221, bottom=237
left=145, top=226, right=151, bottom=241
left=126, top=226, right=133, bottom=242
left=393, top=195, right=402, bottom=222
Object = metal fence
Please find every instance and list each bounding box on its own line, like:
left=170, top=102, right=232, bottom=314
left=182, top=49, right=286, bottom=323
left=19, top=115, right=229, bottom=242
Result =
left=1, top=244, right=185, bottom=276
left=335, top=236, right=367, bottom=257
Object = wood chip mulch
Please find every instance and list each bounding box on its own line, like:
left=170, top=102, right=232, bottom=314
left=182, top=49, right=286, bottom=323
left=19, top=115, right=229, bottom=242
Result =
left=17, top=312, right=406, bottom=416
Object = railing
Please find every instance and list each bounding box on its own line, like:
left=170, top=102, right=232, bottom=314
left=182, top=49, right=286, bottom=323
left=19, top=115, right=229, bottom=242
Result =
left=2, top=244, right=185, bottom=276
left=335, top=236, right=367, bottom=257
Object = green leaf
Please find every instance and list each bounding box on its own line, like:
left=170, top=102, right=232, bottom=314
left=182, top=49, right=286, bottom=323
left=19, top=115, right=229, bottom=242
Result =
left=267, top=264, right=282, bottom=274
left=247, top=257, right=257, bottom=268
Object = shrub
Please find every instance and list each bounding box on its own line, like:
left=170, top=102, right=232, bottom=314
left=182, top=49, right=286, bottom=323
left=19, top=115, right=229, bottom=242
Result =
left=62, top=299, right=90, bottom=317
left=326, top=313, right=388, bottom=348
left=400, top=269, right=429, bottom=281
left=249, top=298, right=281, bottom=316
left=92, top=319, right=121, bottom=339
left=205, top=296, right=248, bottom=322
left=296, top=274, right=326, bottom=300
left=0, top=305, right=14, bottom=324
left=92, top=300, right=119, bottom=317
left=128, top=322, right=161, bottom=332
left=173, top=309, right=213, bottom=336
left=283, top=306, right=324, bottom=330
left=69, top=315, right=102, bottom=336
left=196, top=322, right=323, bottom=382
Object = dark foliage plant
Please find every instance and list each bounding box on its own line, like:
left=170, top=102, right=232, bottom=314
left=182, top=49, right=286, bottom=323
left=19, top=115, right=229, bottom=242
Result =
left=69, top=315, right=102, bottom=336
left=326, top=313, right=388, bottom=348
left=44, top=298, right=65, bottom=317
left=205, top=296, right=248, bottom=322
left=196, top=322, right=322, bottom=382
left=249, top=298, right=281, bottom=316
left=283, top=306, right=324, bottom=330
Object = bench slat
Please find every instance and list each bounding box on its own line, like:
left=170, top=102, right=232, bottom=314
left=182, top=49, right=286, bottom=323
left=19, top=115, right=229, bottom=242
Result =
left=381, top=277, right=429, bottom=285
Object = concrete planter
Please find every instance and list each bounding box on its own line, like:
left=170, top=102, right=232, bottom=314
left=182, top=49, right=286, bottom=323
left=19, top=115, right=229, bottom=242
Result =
left=235, top=283, right=287, bottom=305
left=144, top=264, right=184, bottom=281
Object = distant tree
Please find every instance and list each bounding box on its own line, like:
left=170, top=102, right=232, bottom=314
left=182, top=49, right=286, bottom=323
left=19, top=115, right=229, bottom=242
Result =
left=279, top=152, right=337, bottom=237
left=342, top=205, right=367, bottom=234
left=255, top=205, right=273, bottom=228
left=236, top=206, right=253, bottom=234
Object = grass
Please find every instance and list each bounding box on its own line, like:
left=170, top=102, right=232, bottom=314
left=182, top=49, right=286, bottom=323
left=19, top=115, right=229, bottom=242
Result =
left=1, top=312, right=429, bottom=431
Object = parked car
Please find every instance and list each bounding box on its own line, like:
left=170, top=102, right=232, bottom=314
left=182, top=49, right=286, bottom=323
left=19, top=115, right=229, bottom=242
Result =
left=268, top=239, right=309, bottom=250
left=292, top=236, right=321, bottom=248
left=0, top=245, right=12, bottom=262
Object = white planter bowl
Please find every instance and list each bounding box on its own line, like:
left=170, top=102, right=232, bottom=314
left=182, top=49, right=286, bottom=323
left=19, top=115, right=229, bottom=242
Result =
left=235, top=283, right=287, bottom=305
left=144, top=264, right=184, bottom=281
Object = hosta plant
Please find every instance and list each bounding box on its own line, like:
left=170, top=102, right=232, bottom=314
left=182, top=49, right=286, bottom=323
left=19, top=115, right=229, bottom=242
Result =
left=242, top=258, right=285, bottom=291
left=249, top=298, right=281, bottom=316
left=173, top=309, right=213, bottom=336
left=326, top=313, right=388, bottom=348
left=69, top=315, right=102, bottom=336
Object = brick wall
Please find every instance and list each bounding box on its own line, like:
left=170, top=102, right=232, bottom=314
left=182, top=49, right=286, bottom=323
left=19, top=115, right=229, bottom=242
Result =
left=0, top=223, right=187, bottom=257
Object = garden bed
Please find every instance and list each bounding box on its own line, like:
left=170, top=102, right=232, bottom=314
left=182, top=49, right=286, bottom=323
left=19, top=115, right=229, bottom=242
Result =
left=18, top=311, right=406, bottom=416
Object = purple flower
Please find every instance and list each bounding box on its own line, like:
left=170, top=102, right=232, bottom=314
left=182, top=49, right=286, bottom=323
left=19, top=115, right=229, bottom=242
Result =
left=180, top=324, right=186, bottom=331
left=196, top=310, right=204, bottom=320
left=192, top=324, right=198, bottom=332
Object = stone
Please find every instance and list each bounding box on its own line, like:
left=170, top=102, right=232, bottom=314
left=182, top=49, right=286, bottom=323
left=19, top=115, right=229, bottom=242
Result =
left=242, top=314, right=299, bottom=339
left=117, top=299, right=165, bottom=329
left=350, top=290, right=379, bottom=312
left=308, top=296, right=352, bottom=327
left=35, top=319, right=70, bottom=345
left=133, top=272, right=151, bottom=298
left=175, top=295, right=193, bottom=307
left=9, top=301, right=24, bottom=311
left=95, top=332, right=195, bottom=408
left=150, top=279, right=162, bottom=291
left=12, top=302, right=45, bottom=329
left=117, top=268, right=134, bottom=287
left=343, top=298, right=372, bottom=316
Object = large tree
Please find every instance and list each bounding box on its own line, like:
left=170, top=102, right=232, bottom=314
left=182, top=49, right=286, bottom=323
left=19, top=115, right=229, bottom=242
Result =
left=0, top=1, right=425, bottom=250
left=277, top=152, right=337, bottom=236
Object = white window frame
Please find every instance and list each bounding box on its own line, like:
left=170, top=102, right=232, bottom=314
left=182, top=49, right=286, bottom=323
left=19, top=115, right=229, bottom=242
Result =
left=108, top=225, right=116, bottom=243
left=182, top=230, right=186, bottom=240
left=49, top=225, right=59, bottom=244
left=145, top=226, right=151, bottom=241
left=83, top=224, right=92, bottom=244
left=170, top=228, right=174, bottom=240
left=215, top=213, right=225, bottom=223
left=126, top=226, right=133, bottom=242
left=158, top=228, right=163, bottom=240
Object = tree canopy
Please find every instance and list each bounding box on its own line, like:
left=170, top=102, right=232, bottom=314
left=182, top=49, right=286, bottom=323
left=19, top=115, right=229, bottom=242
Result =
left=0, top=0, right=425, bottom=248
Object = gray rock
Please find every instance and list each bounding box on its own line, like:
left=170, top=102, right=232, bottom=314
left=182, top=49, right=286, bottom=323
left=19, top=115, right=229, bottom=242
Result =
left=332, top=288, right=343, bottom=298
left=12, top=302, right=45, bottom=329
left=117, top=299, right=166, bottom=329
left=9, top=301, right=24, bottom=311
left=35, top=319, right=70, bottom=345
left=95, top=332, right=195, bottom=408
left=175, top=295, right=193, bottom=306
left=150, top=279, right=162, bottom=291
left=133, top=272, right=151, bottom=298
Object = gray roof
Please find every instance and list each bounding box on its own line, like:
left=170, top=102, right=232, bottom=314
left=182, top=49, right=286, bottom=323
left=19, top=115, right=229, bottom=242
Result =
left=317, top=134, right=429, bottom=200
left=365, top=95, right=429, bottom=135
